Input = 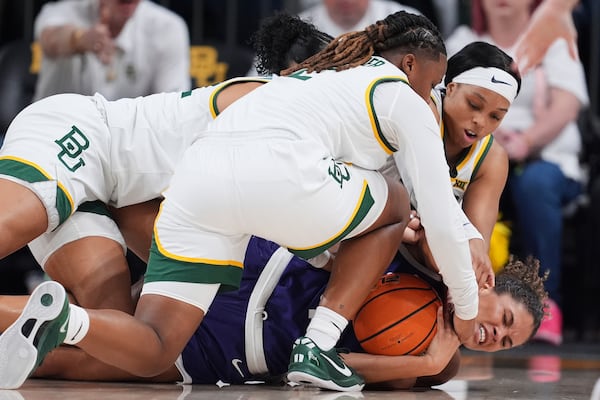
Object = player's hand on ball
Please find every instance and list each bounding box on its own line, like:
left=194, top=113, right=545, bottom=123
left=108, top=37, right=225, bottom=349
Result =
left=452, top=314, right=478, bottom=347
left=402, top=211, right=423, bottom=244
left=424, top=307, right=460, bottom=375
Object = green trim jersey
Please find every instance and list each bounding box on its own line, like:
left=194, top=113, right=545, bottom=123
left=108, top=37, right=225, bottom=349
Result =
left=430, top=88, right=494, bottom=204
left=449, top=134, right=494, bottom=204
left=96, top=77, right=269, bottom=208
left=148, top=56, right=479, bottom=320
left=0, top=78, right=267, bottom=265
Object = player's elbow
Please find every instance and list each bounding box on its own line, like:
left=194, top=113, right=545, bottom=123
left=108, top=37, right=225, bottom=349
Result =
left=414, top=351, right=461, bottom=388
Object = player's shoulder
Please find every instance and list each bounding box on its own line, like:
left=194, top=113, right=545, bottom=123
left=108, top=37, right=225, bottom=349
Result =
left=473, top=136, right=508, bottom=178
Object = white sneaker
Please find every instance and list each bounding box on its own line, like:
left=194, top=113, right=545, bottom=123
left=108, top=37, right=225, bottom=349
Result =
left=0, top=281, right=69, bottom=389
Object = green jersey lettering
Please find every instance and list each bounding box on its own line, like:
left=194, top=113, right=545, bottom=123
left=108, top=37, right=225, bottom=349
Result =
left=328, top=159, right=351, bottom=188
left=288, top=69, right=312, bottom=81
left=364, top=57, right=385, bottom=67
left=56, top=125, right=90, bottom=172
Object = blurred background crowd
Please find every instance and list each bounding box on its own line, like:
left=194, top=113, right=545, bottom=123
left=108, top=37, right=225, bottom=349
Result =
left=0, top=0, right=598, bottom=345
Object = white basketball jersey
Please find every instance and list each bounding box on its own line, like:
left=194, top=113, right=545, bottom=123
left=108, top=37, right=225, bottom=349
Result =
left=207, top=56, right=422, bottom=171
left=96, top=78, right=268, bottom=207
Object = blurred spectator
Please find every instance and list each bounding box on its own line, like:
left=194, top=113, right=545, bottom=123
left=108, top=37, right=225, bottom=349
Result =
left=513, top=0, right=579, bottom=73
left=33, top=0, right=190, bottom=101
left=431, top=0, right=460, bottom=38
left=446, top=0, right=589, bottom=346
left=248, top=0, right=420, bottom=76
left=393, top=0, right=440, bottom=31
left=298, top=0, right=420, bottom=38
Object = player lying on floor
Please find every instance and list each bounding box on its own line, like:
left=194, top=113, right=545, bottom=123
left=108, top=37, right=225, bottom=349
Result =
left=26, top=237, right=546, bottom=389
left=0, top=31, right=528, bottom=390
left=0, top=12, right=477, bottom=392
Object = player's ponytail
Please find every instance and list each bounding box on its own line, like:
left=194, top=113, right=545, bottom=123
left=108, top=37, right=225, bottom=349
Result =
left=250, top=12, right=333, bottom=75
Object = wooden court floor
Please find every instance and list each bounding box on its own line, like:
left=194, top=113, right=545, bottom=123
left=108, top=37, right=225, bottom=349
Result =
left=2, top=342, right=599, bottom=400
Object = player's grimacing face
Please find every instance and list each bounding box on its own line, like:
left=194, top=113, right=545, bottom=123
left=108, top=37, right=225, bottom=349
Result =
left=442, top=82, right=510, bottom=148
left=461, top=289, right=535, bottom=352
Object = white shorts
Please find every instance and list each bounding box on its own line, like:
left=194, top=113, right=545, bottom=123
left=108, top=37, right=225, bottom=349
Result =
left=28, top=204, right=126, bottom=269
left=143, top=132, right=388, bottom=306
left=0, top=94, right=113, bottom=230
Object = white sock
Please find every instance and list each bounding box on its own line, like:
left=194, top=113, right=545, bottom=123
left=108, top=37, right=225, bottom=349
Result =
left=63, top=304, right=90, bottom=345
left=305, top=306, right=348, bottom=351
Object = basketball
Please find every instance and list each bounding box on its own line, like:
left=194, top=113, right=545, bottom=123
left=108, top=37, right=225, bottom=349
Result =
left=353, top=272, right=441, bottom=356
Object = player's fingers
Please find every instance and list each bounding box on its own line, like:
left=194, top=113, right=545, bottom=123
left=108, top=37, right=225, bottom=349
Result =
left=517, top=53, right=535, bottom=75
left=476, top=270, right=487, bottom=289
left=402, top=226, right=419, bottom=244
left=407, top=213, right=421, bottom=230
left=486, top=270, right=495, bottom=288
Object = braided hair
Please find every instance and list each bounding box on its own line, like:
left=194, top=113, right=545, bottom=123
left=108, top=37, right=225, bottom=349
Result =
left=281, top=11, right=446, bottom=76
left=250, top=12, right=334, bottom=75
left=495, top=256, right=548, bottom=339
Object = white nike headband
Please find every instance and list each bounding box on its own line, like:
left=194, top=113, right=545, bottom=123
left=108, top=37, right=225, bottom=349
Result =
left=451, top=67, right=518, bottom=104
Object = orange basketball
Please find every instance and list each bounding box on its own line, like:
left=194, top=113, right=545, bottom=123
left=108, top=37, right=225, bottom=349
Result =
left=353, top=272, right=441, bottom=356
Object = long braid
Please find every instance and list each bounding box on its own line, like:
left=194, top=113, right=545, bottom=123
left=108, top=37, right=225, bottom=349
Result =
left=281, top=11, right=445, bottom=76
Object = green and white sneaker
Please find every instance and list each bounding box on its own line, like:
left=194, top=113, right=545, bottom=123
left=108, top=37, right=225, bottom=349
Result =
left=0, top=281, right=69, bottom=389
left=287, top=337, right=365, bottom=392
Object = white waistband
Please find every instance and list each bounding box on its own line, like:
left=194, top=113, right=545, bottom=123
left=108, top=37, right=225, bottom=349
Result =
left=244, top=247, right=294, bottom=375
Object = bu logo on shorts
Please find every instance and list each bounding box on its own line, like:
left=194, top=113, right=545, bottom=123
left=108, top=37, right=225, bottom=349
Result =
left=55, top=125, right=90, bottom=172
left=328, top=159, right=351, bottom=188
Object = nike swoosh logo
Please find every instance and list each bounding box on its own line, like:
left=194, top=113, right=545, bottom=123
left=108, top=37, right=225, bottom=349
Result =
left=491, top=75, right=511, bottom=86
left=231, top=359, right=245, bottom=378
left=321, top=353, right=352, bottom=377
left=59, top=317, right=69, bottom=334
left=69, top=324, right=82, bottom=342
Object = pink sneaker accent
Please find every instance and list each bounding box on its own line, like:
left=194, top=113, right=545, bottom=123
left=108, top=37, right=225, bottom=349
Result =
left=533, top=298, right=563, bottom=345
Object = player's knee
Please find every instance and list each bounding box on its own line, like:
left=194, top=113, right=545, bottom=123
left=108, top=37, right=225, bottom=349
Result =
left=47, top=253, right=133, bottom=311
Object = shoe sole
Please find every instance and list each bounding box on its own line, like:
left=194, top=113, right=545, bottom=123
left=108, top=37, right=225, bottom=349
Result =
left=287, top=370, right=364, bottom=392
left=0, top=281, right=66, bottom=389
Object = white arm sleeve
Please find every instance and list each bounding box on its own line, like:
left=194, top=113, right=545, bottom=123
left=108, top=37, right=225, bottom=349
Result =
left=461, top=214, right=483, bottom=240
left=373, top=82, right=478, bottom=319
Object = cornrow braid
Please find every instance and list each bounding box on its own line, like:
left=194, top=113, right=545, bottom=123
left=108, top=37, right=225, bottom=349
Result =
left=281, top=11, right=446, bottom=76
